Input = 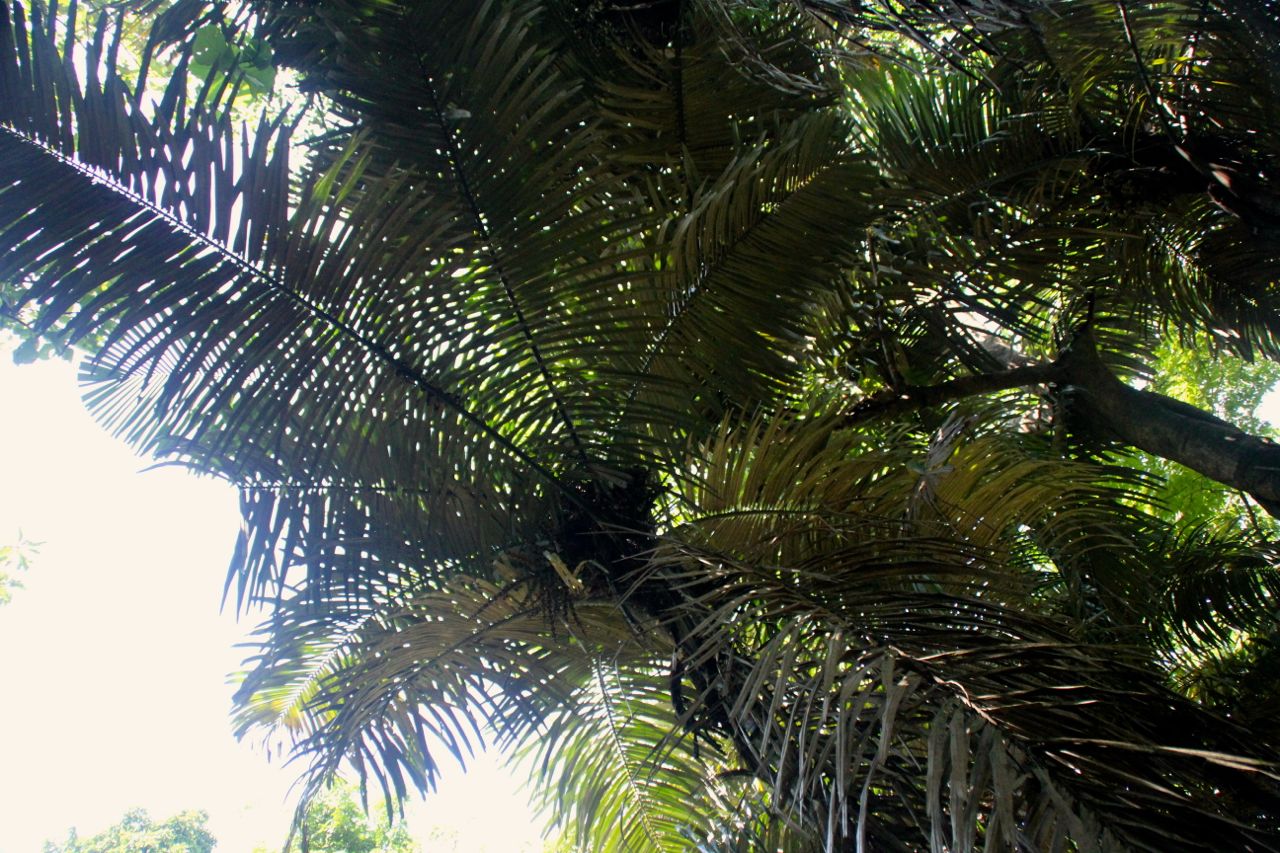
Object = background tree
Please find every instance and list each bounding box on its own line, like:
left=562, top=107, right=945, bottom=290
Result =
left=0, top=531, right=38, bottom=606
left=44, top=808, right=215, bottom=853
left=4, top=0, right=1280, bottom=850
left=1125, top=340, right=1280, bottom=529
left=256, top=779, right=417, bottom=853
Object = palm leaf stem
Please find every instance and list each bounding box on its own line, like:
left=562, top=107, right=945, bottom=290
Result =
left=1114, top=0, right=1178, bottom=142
left=591, top=658, right=667, bottom=849
left=671, top=0, right=693, bottom=211
left=411, top=45, right=592, bottom=470
left=0, top=123, right=579, bottom=505
left=616, top=174, right=797, bottom=428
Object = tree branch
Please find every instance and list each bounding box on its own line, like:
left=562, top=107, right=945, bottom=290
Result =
left=843, top=362, right=1066, bottom=425
left=1059, top=328, right=1280, bottom=517
left=842, top=330, right=1280, bottom=518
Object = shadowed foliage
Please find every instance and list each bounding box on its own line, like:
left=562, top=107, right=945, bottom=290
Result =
left=3, top=0, right=1280, bottom=849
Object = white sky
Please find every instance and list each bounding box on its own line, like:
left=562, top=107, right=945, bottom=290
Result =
left=0, top=348, right=547, bottom=852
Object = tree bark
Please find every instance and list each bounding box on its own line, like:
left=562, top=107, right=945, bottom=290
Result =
left=844, top=331, right=1280, bottom=517
left=844, top=362, right=1066, bottom=425
left=1058, top=330, right=1280, bottom=517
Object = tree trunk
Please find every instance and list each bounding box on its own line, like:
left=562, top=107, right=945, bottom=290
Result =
left=845, top=330, right=1280, bottom=516
left=1059, top=330, right=1280, bottom=516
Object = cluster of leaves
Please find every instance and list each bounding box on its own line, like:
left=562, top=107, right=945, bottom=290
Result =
left=3, top=0, right=1280, bottom=850
left=189, top=23, right=273, bottom=97
left=0, top=531, right=38, bottom=606
left=41, top=786, right=417, bottom=853
left=44, top=809, right=215, bottom=853
left=260, top=778, right=418, bottom=853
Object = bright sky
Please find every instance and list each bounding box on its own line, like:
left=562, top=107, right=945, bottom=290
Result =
left=0, top=346, right=547, bottom=852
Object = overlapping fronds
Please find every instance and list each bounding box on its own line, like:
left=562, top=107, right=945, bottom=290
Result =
left=521, top=656, right=726, bottom=853
left=672, top=405, right=1153, bottom=590
left=620, top=111, right=875, bottom=431
left=637, top=407, right=1280, bottom=846
left=0, top=0, right=293, bottom=338
left=5, top=0, right=1280, bottom=848
left=0, top=12, right=550, bottom=620
left=822, top=0, right=1280, bottom=383
left=657, top=547, right=1280, bottom=850
left=1149, top=530, right=1280, bottom=651
left=234, top=575, right=641, bottom=814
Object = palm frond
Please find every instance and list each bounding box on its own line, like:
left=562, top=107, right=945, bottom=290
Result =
left=236, top=574, right=642, bottom=816
left=0, top=0, right=614, bottom=611
left=7, top=0, right=1280, bottom=848
left=521, top=656, right=724, bottom=852
left=1150, top=530, right=1280, bottom=652
left=661, top=549, right=1280, bottom=850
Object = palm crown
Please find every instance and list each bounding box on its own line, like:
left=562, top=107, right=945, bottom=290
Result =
left=3, top=0, right=1280, bottom=849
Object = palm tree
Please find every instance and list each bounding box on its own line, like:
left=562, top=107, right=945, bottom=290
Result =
left=3, top=0, right=1280, bottom=848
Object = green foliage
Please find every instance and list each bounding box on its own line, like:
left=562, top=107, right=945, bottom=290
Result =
left=1183, top=630, right=1280, bottom=746
left=190, top=24, right=275, bottom=98
left=255, top=779, right=416, bottom=853
left=4, top=0, right=1280, bottom=850
left=2, top=299, right=68, bottom=362
left=1132, top=338, right=1280, bottom=735
left=44, top=809, right=215, bottom=853
left=0, top=531, right=39, bottom=606
left=1137, top=337, right=1280, bottom=528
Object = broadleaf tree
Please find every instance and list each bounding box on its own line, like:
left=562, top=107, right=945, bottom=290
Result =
left=44, top=808, right=215, bottom=853
left=252, top=779, right=417, bottom=853
left=3, top=0, right=1280, bottom=849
